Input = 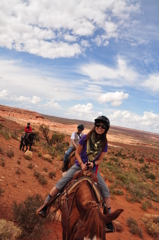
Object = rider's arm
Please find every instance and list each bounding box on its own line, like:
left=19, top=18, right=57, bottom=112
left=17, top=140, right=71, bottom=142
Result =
left=75, top=144, right=87, bottom=171
left=71, top=139, right=78, bottom=149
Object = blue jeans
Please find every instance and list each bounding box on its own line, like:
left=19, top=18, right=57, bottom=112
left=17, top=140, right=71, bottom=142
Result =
left=64, top=147, right=74, bottom=163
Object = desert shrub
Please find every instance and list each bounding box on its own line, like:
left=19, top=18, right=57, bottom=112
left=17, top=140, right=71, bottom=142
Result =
left=50, top=133, right=65, bottom=145
left=7, top=150, right=14, bottom=158
left=143, top=218, right=159, bottom=239
left=1, top=158, right=5, bottom=167
left=139, top=157, right=144, bottom=163
left=145, top=172, right=156, bottom=180
left=39, top=125, right=51, bottom=145
left=11, top=133, right=18, bottom=140
left=127, top=217, right=143, bottom=239
left=12, top=194, right=46, bottom=239
left=35, top=131, right=40, bottom=142
left=38, top=152, right=42, bottom=157
left=0, top=219, right=22, bottom=240
left=34, top=170, right=40, bottom=178
left=15, top=169, right=20, bottom=174
left=28, top=163, right=34, bottom=169
left=38, top=175, right=47, bottom=185
left=0, top=146, right=4, bottom=155
left=141, top=200, right=152, bottom=211
left=0, top=124, right=3, bottom=129
left=43, top=167, right=48, bottom=172
left=49, top=171, right=56, bottom=179
left=34, top=170, right=47, bottom=185
left=0, top=130, right=10, bottom=140
left=55, top=143, right=65, bottom=153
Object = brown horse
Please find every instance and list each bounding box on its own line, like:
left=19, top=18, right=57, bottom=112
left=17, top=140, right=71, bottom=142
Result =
left=56, top=173, right=123, bottom=240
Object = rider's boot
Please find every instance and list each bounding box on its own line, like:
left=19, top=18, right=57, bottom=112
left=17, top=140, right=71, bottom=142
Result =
left=36, top=187, right=60, bottom=218
left=103, top=204, right=115, bottom=233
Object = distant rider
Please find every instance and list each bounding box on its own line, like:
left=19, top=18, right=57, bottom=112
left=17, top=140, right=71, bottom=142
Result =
left=23, top=122, right=32, bottom=144
left=63, top=124, right=84, bottom=164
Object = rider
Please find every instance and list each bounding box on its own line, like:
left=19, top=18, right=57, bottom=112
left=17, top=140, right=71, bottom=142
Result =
left=23, top=122, right=32, bottom=144
left=63, top=124, right=84, bottom=164
left=36, top=116, right=114, bottom=232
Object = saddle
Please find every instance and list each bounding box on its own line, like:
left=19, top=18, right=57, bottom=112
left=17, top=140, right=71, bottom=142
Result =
left=60, top=170, right=103, bottom=206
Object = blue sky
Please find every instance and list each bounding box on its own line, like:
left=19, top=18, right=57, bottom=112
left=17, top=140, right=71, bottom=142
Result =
left=0, top=0, right=159, bottom=133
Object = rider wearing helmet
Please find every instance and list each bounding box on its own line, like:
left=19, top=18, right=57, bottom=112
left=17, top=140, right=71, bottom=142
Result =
left=23, top=122, right=32, bottom=144
left=25, top=122, right=32, bottom=133
left=37, top=115, right=114, bottom=232
left=63, top=124, right=84, bottom=164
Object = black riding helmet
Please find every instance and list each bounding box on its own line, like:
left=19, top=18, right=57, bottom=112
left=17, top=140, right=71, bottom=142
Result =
left=94, top=116, right=110, bottom=132
left=77, top=124, right=84, bottom=131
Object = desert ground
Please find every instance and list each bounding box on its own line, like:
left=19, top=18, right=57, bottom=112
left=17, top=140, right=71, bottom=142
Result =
left=0, top=104, right=159, bottom=240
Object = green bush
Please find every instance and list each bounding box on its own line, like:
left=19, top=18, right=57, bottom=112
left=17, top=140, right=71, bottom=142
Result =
left=12, top=194, right=46, bottom=239
left=0, top=219, right=22, bottom=240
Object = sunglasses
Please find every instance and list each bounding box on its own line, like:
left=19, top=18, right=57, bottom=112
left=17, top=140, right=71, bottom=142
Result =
left=95, top=123, right=107, bottom=129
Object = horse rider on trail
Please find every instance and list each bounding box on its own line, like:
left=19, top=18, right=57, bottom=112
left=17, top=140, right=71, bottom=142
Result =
left=63, top=124, right=84, bottom=164
left=23, top=122, right=32, bottom=144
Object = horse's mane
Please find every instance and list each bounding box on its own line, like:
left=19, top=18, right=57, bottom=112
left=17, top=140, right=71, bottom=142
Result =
left=69, top=181, right=104, bottom=239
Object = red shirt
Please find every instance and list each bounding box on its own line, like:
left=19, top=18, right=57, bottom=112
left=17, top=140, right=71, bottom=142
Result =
left=25, top=126, right=32, bottom=133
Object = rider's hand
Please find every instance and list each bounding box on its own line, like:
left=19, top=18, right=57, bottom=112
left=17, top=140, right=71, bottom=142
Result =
left=81, top=162, right=88, bottom=171
left=87, top=162, right=94, bottom=168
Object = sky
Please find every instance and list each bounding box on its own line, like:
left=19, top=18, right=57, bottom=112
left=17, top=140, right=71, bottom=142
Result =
left=0, top=0, right=159, bottom=133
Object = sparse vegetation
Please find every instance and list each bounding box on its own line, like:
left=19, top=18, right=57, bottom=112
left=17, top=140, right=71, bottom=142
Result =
left=34, top=170, right=47, bottom=185
left=127, top=217, right=143, bottom=239
left=49, top=171, right=56, bottom=179
left=38, top=152, right=42, bottom=157
left=28, top=163, right=34, bottom=169
left=0, top=158, right=5, bottom=167
left=7, top=150, right=14, bottom=158
left=12, top=194, right=47, bottom=239
left=143, top=217, right=159, bottom=239
left=0, top=219, right=22, bottom=240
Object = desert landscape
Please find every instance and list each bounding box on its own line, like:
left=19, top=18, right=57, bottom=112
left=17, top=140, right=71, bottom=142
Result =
left=0, top=104, right=159, bottom=240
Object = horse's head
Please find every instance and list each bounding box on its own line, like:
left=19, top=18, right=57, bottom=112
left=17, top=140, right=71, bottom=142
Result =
left=73, top=198, right=123, bottom=240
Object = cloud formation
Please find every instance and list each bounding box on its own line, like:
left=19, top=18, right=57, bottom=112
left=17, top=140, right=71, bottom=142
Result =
left=0, top=0, right=140, bottom=59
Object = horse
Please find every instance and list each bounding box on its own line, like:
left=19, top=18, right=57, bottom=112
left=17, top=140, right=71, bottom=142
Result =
left=20, top=132, right=36, bottom=151
left=62, top=149, right=76, bottom=173
left=51, top=171, right=123, bottom=240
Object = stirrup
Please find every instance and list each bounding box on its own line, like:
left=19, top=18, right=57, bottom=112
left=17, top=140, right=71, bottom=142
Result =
left=36, top=193, right=61, bottom=218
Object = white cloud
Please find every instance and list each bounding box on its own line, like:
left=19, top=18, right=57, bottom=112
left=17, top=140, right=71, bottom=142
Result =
left=98, top=91, right=129, bottom=106
left=80, top=57, right=138, bottom=85
left=10, top=95, right=41, bottom=104
left=45, top=100, right=61, bottom=109
left=109, top=110, right=159, bottom=132
left=0, top=0, right=141, bottom=58
left=0, top=89, right=8, bottom=98
left=141, top=74, right=159, bottom=92
left=68, top=103, right=93, bottom=117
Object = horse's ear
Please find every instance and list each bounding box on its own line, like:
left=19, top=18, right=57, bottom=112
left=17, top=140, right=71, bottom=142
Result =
left=103, top=209, right=123, bottom=223
left=76, top=197, right=87, bottom=220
